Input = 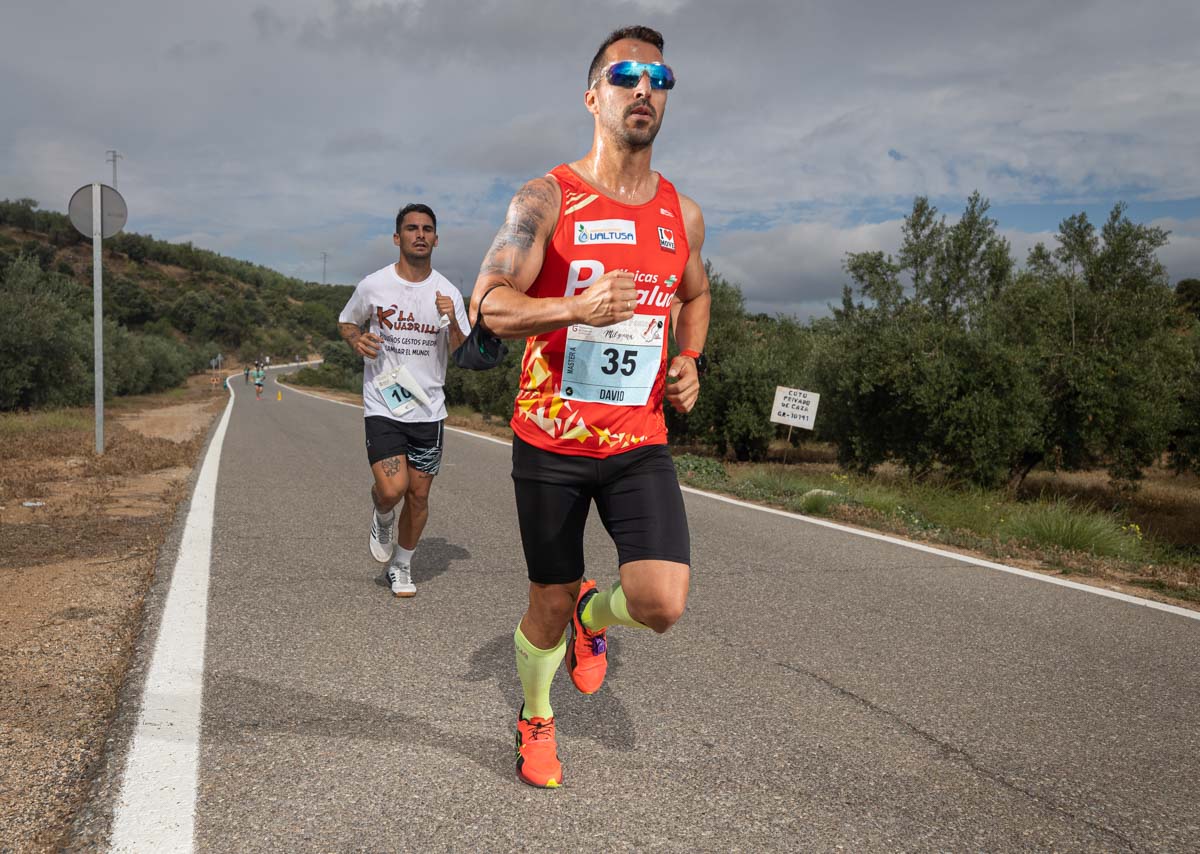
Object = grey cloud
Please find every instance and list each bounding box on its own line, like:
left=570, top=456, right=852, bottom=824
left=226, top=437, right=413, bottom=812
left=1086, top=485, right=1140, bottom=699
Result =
left=322, top=130, right=399, bottom=157
left=165, top=40, right=228, bottom=62
left=706, top=215, right=1199, bottom=322
left=4, top=0, right=1199, bottom=320
left=444, top=113, right=583, bottom=178
left=1152, top=218, right=1200, bottom=282
left=252, top=5, right=292, bottom=41
left=706, top=219, right=905, bottom=319
left=293, top=0, right=613, bottom=62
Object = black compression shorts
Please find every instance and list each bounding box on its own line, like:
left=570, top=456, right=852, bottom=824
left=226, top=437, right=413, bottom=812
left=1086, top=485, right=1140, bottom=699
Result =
left=511, top=435, right=690, bottom=585
left=364, top=416, right=444, bottom=474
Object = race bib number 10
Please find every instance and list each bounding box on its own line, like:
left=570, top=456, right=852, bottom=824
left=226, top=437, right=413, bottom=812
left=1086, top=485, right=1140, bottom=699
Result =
left=561, top=314, right=665, bottom=406
left=373, top=362, right=429, bottom=417
left=379, top=383, right=418, bottom=417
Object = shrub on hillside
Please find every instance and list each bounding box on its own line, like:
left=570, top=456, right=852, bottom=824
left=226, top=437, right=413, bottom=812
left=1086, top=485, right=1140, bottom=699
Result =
left=0, top=256, right=93, bottom=409
left=0, top=255, right=198, bottom=410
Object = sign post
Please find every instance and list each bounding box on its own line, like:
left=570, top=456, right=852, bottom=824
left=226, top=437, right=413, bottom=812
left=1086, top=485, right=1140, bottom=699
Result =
left=770, top=386, right=821, bottom=463
left=92, top=186, right=103, bottom=453
left=69, top=183, right=128, bottom=454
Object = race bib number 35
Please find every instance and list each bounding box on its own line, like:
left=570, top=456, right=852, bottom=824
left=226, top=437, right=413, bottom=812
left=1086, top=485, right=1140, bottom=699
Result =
left=561, top=314, right=665, bottom=406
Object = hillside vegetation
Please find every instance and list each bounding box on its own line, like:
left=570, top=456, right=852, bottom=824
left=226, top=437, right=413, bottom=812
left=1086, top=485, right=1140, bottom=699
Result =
left=7, top=194, right=1197, bottom=499
left=0, top=198, right=351, bottom=410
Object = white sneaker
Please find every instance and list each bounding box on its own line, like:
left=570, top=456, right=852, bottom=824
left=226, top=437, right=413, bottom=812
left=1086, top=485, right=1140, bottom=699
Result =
left=386, top=561, right=416, bottom=598
left=369, top=510, right=394, bottom=563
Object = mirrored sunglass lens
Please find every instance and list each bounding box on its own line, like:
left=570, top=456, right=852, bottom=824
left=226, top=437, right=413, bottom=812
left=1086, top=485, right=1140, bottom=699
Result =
left=607, top=61, right=675, bottom=90
left=607, top=62, right=642, bottom=87
left=651, top=65, right=675, bottom=89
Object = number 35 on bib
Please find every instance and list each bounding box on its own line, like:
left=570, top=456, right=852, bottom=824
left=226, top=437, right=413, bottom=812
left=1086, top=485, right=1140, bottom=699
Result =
left=561, top=314, right=664, bottom=406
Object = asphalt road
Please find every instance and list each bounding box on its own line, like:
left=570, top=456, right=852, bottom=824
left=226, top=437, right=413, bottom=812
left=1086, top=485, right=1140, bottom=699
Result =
left=83, top=368, right=1200, bottom=852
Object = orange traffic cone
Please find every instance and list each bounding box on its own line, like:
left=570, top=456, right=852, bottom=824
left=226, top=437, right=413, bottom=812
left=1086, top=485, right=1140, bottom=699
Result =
left=276, top=390, right=282, bottom=401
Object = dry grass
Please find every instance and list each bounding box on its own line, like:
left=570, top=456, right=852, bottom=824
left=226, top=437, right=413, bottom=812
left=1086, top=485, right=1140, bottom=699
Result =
left=676, top=447, right=1199, bottom=608
left=758, top=439, right=1200, bottom=552
left=1022, top=465, right=1200, bottom=550
left=0, top=420, right=201, bottom=523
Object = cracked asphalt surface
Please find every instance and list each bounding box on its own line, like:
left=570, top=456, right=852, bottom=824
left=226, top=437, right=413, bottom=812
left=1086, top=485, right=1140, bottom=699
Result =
left=78, top=369, right=1200, bottom=852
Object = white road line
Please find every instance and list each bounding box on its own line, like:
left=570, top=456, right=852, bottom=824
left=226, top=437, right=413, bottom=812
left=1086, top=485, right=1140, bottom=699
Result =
left=446, top=426, right=512, bottom=447
left=279, top=377, right=512, bottom=446
left=680, top=487, right=1200, bottom=622
left=277, top=382, right=1200, bottom=622
left=276, top=380, right=360, bottom=409
left=109, top=375, right=241, bottom=853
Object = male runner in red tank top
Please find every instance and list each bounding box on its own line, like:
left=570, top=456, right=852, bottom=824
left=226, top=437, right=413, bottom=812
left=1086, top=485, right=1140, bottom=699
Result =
left=469, top=25, right=711, bottom=788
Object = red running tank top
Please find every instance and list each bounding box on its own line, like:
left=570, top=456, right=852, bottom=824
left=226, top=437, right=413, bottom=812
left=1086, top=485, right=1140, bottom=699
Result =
left=510, top=164, right=689, bottom=458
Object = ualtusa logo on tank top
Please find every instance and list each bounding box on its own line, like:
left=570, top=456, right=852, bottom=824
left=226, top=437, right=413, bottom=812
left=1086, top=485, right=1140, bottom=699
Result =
left=575, top=219, right=637, bottom=245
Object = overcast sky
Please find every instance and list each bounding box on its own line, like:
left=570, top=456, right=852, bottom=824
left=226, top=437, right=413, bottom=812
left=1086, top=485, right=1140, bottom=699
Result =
left=3, top=0, right=1198, bottom=317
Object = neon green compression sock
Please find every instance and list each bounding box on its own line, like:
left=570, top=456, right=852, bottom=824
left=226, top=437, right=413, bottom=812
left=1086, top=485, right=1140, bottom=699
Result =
left=581, top=581, right=648, bottom=631
left=514, top=625, right=566, bottom=720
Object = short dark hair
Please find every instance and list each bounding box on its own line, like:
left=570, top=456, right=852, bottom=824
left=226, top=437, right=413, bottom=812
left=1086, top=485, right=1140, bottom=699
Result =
left=587, top=26, right=665, bottom=88
left=396, top=203, right=436, bottom=233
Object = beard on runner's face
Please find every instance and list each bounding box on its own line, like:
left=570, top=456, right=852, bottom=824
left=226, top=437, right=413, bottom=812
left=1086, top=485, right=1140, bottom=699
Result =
left=614, top=98, right=661, bottom=147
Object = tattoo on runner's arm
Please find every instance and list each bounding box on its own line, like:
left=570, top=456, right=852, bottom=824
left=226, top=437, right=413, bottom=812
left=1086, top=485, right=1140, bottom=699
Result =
left=479, top=178, right=557, bottom=278
left=380, top=456, right=405, bottom=477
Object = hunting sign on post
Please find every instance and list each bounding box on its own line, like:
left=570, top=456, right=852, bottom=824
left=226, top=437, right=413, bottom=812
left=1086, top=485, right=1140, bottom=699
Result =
left=771, top=386, right=820, bottom=431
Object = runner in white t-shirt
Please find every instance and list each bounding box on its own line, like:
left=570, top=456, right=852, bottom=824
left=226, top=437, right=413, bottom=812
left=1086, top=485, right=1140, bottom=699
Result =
left=337, top=203, right=469, bottom=597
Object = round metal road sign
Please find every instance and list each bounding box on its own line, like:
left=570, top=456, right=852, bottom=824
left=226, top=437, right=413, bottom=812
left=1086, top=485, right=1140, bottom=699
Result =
left=69, top=183, right=128, bottom=238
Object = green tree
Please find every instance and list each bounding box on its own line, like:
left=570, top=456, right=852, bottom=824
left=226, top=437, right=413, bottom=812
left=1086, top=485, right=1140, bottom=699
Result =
left=811, top=194, right=1038, bottom=487
left=1169, top=322, right=1200, bottom=474
left=107, top=275, right=157, bottom=327
left=664, top=264, right=810, bottom=461
left=0, top=256, right=93, bottom=409
left=2, top=198, right=38, bottom=231
left=1176, top=278, right=1200, bottom=319
left=1005, top=205, right=1189, bottom=488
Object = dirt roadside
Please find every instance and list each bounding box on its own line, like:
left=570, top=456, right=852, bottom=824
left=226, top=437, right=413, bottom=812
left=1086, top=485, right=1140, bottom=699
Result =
left=0, top=376, right=228, bottom=853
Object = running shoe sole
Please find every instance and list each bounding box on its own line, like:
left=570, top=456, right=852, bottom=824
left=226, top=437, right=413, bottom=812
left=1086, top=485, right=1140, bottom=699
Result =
left=369, top=511, right=393, bottom=563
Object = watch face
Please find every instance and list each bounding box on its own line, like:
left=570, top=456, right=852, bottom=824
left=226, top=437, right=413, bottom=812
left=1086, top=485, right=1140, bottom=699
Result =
left=695, top=353, right=709, bottom=375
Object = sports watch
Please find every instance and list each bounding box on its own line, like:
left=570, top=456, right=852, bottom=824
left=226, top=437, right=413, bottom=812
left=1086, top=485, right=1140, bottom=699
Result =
left=680, top=348, right=708, bottom=377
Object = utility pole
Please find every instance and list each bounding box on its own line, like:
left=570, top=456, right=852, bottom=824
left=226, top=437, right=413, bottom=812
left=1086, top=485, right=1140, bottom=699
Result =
left=321, top=251, right=328, bottom=284
left=106, top=150, right=123, bottom=188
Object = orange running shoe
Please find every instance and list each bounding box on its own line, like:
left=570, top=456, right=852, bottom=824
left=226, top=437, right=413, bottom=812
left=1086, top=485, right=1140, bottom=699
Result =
left=567, top=579, right=608, bottom=694
left=515, top=706, right=562, bottom=788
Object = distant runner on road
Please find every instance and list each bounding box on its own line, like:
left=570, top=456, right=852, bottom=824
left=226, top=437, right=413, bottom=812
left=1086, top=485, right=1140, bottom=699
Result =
left=469, top=25, right=711, bottom=787
left=252, top=366, right=265, bottom=400
left=338, top=204, right=469, bottom=598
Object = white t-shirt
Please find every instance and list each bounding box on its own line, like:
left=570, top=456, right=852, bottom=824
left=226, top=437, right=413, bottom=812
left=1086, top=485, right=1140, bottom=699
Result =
left=338, top=264, right=469, bottom=422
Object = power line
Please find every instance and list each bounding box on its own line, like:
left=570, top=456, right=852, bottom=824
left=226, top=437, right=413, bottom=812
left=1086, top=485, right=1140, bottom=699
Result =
left=106, top=150, right=123, bottom=188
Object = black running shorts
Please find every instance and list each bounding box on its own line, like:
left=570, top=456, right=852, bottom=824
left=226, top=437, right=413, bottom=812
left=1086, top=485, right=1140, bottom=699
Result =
left=511, top=435, right=690, bottom=585
left=364, top=416, right=444, bottom=474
